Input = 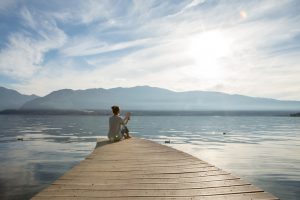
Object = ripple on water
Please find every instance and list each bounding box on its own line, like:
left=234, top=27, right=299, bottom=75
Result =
left=0, top=115, right=299, bottom=200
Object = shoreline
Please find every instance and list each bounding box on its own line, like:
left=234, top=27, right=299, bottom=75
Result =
left=0, top=109, right=296, bottom=116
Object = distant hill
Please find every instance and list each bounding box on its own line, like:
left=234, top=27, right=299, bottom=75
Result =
left=0, top=87, right=39, bottom=111
left=290, top=112, right=300, bottom=117
left=20, top=86, right=300, bottom=111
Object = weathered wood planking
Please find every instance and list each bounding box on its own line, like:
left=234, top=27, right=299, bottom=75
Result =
left=32, top=137, right=279, bottom=200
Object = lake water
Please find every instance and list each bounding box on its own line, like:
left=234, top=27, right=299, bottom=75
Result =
left=0, top=114, right=299, bottom=199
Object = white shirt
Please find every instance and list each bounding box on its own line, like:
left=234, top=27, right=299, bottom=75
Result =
left=108, top=115, right=125, bottom=141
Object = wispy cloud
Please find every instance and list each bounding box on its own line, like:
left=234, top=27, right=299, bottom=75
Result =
left=0, top=0, right=17, bottom=13
left=61, top=37, right=151, bottom=57
left=0, top=7, right=67, bottom=78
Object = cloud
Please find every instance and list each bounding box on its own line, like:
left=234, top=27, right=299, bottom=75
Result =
left=0, top=7, right=67, bottom=78
left=45, top=0, right=122, bottom=25
left=61, top=37, right=152, bottom=57
left=1, top=0, right=300, bottom=100
left=0, top=0, right=17, bottom=13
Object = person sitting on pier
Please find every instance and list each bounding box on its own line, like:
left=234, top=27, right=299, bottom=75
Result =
left=108, top=105, right=131, bottom=142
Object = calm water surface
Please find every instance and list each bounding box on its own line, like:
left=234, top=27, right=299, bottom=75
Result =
left=0, top=115, right=299, bottom=199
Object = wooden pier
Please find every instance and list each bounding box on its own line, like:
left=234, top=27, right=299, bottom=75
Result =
left=32, top=137, right=278, bottom=200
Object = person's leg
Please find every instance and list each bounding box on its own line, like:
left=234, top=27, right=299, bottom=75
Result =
left=121, top=128, right=126, bottom=139
left=124, top=126, right=131, bottom=139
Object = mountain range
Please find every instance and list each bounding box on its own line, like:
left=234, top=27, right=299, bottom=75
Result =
left=0, top=87, right=38, bottom=111
left=1, top=86, right=300, bottom=112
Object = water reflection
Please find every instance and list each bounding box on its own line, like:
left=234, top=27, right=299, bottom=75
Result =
left=0, top=115, right=299, bottom=200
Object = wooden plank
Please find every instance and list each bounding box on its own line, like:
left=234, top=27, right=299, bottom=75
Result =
left=55, top=171, right=231, bottom=183
left=61, top=169, right=230, bottom=179
left=52, top=178, right=236, bottom=185
left=42, top=179, right=249, bottom=191
left=32, top=137, right=278, bottom=200
left=76, top=162, right=211, bottom=169
left=52, top=174, right=238, bottom=185
left=33, top=192, right=278, bottom=200
left=193, top=192, right=279, bottom=200
left=34, top=185, right=263, bottom=197
left=67, top=166, right=219, bottom=174
left=32, top=197, right=192, bottom=200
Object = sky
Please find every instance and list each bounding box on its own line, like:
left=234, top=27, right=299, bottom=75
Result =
left=0, top=0, right=299, bottom=100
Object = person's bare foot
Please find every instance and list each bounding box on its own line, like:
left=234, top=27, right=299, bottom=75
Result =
left=125, top=135, right=131, bottom=139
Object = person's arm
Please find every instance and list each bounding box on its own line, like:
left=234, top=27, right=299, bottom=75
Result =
left=123, top=112, right=131, bottom=125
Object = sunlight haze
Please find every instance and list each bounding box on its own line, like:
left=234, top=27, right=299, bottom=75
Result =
left=0, top=0, right=299, bottom=100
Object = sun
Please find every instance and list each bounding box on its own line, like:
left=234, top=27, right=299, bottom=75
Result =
left=185, top=30, right=232, bottom=79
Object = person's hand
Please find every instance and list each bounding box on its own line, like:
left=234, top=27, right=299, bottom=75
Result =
left=125, top=112, right=131, bottom=120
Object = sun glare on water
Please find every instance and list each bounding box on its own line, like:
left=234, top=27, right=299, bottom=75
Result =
left=185, top=30, right=232, bottom=79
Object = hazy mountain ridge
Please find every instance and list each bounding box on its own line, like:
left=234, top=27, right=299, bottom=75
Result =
left=15, top=86, right=300, bottom=111
left=0, top=87, right=39, bottom=111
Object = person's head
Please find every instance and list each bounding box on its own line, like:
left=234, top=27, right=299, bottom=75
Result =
left=111, top=105, right=120, bottom=115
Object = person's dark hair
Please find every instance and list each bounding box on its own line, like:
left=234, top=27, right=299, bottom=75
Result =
left=111, top=106, right=120, bottom=115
